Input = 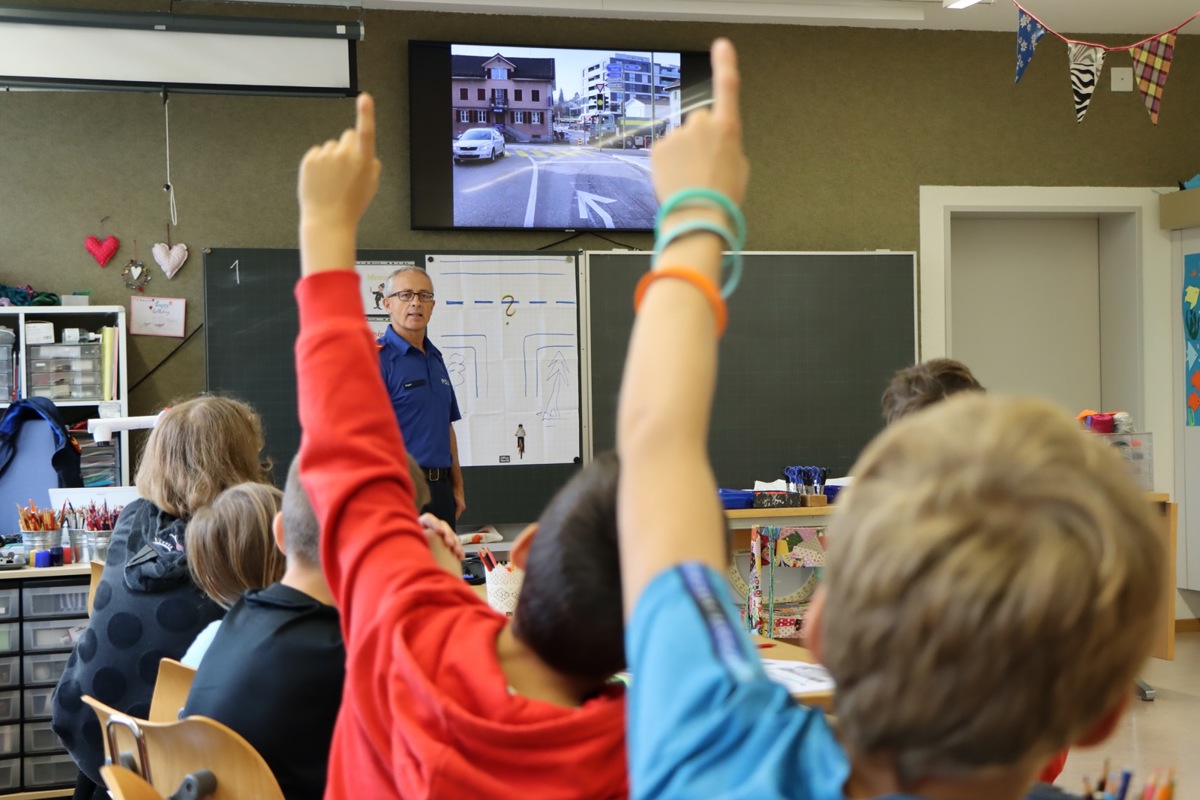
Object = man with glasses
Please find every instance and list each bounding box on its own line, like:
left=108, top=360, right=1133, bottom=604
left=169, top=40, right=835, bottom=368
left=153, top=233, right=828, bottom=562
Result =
left=378, top=266, right=465, bottom=528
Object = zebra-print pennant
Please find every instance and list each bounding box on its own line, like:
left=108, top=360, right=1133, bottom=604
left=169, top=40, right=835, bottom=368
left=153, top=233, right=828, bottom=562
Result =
left=1129, top=33, right=1176, bottom=125
left=1068, top=43, right=1106, bottom=123
left=1015, top=8, right=1047, bottom=83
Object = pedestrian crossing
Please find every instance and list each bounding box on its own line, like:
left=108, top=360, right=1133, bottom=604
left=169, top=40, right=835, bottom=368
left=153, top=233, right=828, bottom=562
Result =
left=507, top=146, right=591, bottom=158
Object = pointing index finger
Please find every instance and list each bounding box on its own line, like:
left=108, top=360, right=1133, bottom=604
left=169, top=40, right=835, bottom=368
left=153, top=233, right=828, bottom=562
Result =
left=356, top=92, right=377, bottom=159
left=709, top=38, right=740, bottom=130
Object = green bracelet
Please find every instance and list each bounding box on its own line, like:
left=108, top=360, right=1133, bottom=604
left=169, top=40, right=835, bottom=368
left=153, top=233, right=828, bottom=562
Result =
left=654, top=219, right=744, bottom=298
left=655, top=188, right=746, bottom=251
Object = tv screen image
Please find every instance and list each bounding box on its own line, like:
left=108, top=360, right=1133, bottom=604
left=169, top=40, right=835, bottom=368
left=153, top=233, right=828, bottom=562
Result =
left=410, top=41, right=711, bottom=232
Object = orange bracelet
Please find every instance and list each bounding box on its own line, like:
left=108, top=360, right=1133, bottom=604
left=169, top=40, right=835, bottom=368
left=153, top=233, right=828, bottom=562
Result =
left=633, top=266, right=728, bottom=336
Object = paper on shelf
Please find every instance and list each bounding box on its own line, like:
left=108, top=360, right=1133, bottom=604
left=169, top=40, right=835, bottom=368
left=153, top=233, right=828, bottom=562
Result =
left=760, top=658, right=836, bottom=695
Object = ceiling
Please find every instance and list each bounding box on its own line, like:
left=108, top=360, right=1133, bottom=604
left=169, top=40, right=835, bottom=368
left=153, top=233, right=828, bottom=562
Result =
left=237, top=0, right=1200, bottom=35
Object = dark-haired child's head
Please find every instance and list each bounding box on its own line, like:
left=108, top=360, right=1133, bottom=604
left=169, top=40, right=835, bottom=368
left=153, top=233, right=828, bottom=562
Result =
left=510, top=451, right=622, bottom=684
left=282, top=456, right=321, bottom=568
left=881, top=358, right=984, bottom=426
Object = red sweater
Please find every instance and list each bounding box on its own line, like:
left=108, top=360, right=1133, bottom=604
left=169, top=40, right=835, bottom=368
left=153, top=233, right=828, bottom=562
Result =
left=295, top=273, right=627, bottom=800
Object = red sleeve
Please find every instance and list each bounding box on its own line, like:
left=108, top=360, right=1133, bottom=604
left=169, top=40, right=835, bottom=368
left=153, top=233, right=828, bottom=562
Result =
left=293, top=272, right=474, bottom=638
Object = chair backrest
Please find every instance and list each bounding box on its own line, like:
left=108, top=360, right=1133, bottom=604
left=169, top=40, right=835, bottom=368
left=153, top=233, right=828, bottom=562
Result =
left=84, top=695, right=286, bottom=800
left=149, top=658, right=196, bottom=723
left=88, top=558, right=104, bottom=616
left=100, top=764, right=163, bottom=800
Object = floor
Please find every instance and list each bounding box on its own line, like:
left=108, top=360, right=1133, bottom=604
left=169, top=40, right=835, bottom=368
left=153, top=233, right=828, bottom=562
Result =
left=1056, top=631, right=1199, bottom=795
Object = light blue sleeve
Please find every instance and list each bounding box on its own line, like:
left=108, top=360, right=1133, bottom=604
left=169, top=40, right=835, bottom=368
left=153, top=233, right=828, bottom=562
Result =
left=626, top=563, right=849, bottom=800
left=180, top=619, right=222, bottom=669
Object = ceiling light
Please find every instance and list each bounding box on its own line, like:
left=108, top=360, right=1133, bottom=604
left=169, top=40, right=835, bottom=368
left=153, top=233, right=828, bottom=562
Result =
left=943, top=0, right=985, bottom=8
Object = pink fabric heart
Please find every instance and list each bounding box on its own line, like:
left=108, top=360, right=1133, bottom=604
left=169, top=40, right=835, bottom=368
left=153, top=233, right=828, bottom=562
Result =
left=151, top=242, right=188, bottom=279
left=85, top=235, right=120, bottom=267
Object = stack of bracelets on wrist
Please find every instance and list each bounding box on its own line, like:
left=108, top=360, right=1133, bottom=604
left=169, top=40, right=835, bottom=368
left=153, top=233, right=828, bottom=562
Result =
left=634, top=188, right=745, bottom=336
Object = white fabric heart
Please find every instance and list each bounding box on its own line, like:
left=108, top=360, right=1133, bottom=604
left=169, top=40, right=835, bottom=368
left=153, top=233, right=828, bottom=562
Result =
left=152, top=242, right=189, bottom=279
left=130, top=265, right=143, bottom=280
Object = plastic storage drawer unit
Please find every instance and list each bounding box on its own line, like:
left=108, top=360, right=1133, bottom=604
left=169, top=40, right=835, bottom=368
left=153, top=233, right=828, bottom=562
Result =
left=23, top=686, right=55, bottom=720
left=28, top=344, right=101, bottom=360
left=23, top=585, right=90, bottom=618
left=0, top=691, right=17, bottom=724
left=24, top=752, right=76, bottom=787
left=0, top=724, right=16, bottom=756
left=23, top=617, right=87, bottom=652
left=23, top=652, right=70, bottom=687
left=22, top=721, right=63, bottom=754
left=0, top=623, right=17, bottom=655
left=0, top=656, right=16, bottom=689
left=0, top=757, right=17, bottom=790
left=0, top=589, right=15, bottom=620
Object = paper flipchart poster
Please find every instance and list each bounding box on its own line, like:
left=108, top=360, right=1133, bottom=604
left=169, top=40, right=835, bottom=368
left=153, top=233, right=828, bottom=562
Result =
left=426, top=254, right=580, bottom=467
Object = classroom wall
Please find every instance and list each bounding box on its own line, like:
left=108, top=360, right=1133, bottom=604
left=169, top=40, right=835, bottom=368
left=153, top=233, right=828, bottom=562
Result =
left=3, top=3, right=1198, bottom=445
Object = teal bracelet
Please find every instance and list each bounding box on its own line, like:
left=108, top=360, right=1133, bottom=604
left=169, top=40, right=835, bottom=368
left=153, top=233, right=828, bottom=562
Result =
left=655, top=188, right=747, bottom=251
left=654, top=219, right=744, bottom=298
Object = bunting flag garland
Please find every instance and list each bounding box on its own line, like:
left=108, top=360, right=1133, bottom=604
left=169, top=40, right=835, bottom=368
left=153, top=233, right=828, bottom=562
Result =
left=1012, top=0, right=1200, bottom=124
left=1129, top=33, right=1176, bottom=124
left=1015, top=9, right=1047, bottom=83
left=1068, top=43, right=1106, bottom=123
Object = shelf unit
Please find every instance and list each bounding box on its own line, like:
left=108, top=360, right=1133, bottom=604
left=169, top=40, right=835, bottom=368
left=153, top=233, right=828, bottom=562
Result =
left=0, top=307, right=129, bottom=486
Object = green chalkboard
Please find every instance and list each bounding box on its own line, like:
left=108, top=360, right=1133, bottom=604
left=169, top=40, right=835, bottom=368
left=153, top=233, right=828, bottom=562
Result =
left=585, top=251, right=917, bottom=483
left=203, top=248, right=581, bottom=526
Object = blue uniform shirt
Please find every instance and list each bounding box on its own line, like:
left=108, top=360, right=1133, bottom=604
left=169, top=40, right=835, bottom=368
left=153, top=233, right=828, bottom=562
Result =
left=378, top=325, right=462, bottom=468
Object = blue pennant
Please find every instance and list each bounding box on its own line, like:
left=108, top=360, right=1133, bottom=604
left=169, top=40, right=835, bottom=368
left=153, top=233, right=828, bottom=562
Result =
left=1015, top=8, right=1047, bottom=84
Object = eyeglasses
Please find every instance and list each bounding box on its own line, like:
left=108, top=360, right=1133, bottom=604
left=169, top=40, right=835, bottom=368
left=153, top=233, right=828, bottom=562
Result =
left=386, top=290, right=435, bottom=303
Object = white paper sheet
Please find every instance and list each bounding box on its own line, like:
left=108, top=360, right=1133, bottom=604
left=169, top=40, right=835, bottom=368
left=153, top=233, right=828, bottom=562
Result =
left=760, top=658, right=836, bottom=696
left=426, top=254, right=580, bottom=467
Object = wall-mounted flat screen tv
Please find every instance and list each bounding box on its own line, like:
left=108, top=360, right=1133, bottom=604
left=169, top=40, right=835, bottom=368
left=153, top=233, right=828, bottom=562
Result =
left=409, top=41, right=712, bottom=232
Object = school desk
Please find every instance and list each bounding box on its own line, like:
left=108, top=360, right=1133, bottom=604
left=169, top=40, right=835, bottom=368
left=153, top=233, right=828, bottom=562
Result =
left=727, top=495, right=1178, bottom=664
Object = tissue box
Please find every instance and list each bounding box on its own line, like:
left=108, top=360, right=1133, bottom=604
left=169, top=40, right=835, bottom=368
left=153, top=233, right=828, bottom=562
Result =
left=24, top=323, right=54, bottom=345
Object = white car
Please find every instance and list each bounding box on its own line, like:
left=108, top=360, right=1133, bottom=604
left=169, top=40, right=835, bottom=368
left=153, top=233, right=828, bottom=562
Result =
left=453, top=128, right=505, bottom=164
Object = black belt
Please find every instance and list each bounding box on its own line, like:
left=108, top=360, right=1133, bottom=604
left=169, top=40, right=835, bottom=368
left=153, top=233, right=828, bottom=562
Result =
left=422, top=467, right=450, bottom=482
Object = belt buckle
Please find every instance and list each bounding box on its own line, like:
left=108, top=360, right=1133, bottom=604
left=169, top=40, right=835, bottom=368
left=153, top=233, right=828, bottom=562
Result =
left=426, top=467, right=442, bottom=482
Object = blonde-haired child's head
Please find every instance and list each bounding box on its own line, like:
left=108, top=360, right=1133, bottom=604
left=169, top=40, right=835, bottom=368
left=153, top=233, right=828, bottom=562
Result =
left=136, top=395, right=272, bottom=519
left=187, top=482, right=286, bottom=608
left=818, top=393, right=1163, bottom=788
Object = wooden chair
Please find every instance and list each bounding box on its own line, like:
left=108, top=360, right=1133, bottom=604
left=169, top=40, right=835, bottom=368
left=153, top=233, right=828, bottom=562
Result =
left=100, top=764, right=163, bottom=800
left=84, top=695, right=285, bottom=800
left=149, top=658, right=196, bottom=723
left=88, top=558, right=104, bottom=616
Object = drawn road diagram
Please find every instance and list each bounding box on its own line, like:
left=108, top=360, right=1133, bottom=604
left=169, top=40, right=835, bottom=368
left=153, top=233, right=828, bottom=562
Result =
left=426, top=254, right=580, bottom=466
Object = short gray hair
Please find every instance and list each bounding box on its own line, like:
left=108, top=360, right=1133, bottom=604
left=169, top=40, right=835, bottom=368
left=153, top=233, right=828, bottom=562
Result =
left=387, top=266, right=432, bottom=292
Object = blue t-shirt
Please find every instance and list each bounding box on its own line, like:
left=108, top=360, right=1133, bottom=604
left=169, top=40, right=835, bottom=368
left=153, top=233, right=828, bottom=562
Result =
left=378, top=326, right=462, bottom=468
left=628, top=562, right=916, bottom=800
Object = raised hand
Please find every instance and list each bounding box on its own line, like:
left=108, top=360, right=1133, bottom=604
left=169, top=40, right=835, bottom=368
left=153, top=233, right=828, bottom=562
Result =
left=298, top=93, right=382, bottom=276
left=651, top=39, right=749, bottom=209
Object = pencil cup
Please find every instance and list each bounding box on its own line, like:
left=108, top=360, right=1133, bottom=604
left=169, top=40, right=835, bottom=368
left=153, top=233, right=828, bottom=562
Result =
left=485, top=565, right=524, bottom=616
left=86, top=530, right=112, bottom=563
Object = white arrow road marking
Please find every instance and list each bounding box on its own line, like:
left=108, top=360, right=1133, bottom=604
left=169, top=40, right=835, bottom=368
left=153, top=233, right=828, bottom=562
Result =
left=576, top=190, right=617, bottom=228
left=523, top=155, right=540, bottom=228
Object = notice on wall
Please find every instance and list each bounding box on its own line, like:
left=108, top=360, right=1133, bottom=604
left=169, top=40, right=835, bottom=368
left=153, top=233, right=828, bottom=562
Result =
left=357, top=260, right=416, bottom=317
left=425, top=254, right=579, bottom=466
left=129, top=296, right=186, bottom=338
left=1185, top=253, right=1200, bottom=426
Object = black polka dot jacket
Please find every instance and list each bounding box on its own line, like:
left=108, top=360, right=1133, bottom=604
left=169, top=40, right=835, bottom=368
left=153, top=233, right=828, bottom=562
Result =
left=50, top=498, right=224, bottom=784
